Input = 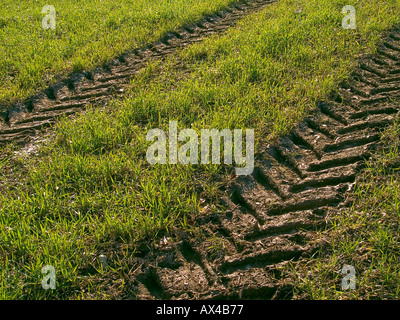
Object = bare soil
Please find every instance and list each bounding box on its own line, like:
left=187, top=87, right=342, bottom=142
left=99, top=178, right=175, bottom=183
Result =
left=127, top=30, right=400, bottom=300
left=1, top=0, right=400, bottom=300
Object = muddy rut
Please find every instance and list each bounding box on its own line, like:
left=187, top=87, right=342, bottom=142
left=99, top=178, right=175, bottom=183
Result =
left=130, top=30, right=400, bottom=299
left=1, top=0, right=400, bottom=300
left=0, top=0, right=276, bottom=145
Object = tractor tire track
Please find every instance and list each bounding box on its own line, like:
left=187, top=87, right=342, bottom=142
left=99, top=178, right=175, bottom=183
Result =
left=2, top=0, right=400, bottom=301
left=0, top=0, right=276, bottom=146
left=130, top=28, right=400, bottom=300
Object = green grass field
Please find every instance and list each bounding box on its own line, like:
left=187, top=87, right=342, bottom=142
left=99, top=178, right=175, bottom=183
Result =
left=1, top=0, right=400, bottom=299
left=0, top=0, right=237, bottom=106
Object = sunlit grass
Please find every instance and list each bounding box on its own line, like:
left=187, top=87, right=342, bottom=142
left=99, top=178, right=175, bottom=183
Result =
left=287, top=120, right=400, bottom=300
left=0, top=0, right=238, bottom=107
left=1, top=0, right=400, bottom=299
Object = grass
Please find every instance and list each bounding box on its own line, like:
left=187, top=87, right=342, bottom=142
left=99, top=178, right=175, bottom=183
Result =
left=1, top=0, right=400, bottom=299
left=0, top=0, right=239, bottom=107
left=285, top=118, right=400, bottom=300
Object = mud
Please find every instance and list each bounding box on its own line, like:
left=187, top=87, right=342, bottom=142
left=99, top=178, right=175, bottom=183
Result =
left=127, top=27, right=400, bottom=300
left=1, top=0, right=400, bottom=300
left=0, top=0, right=276, bottom=145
